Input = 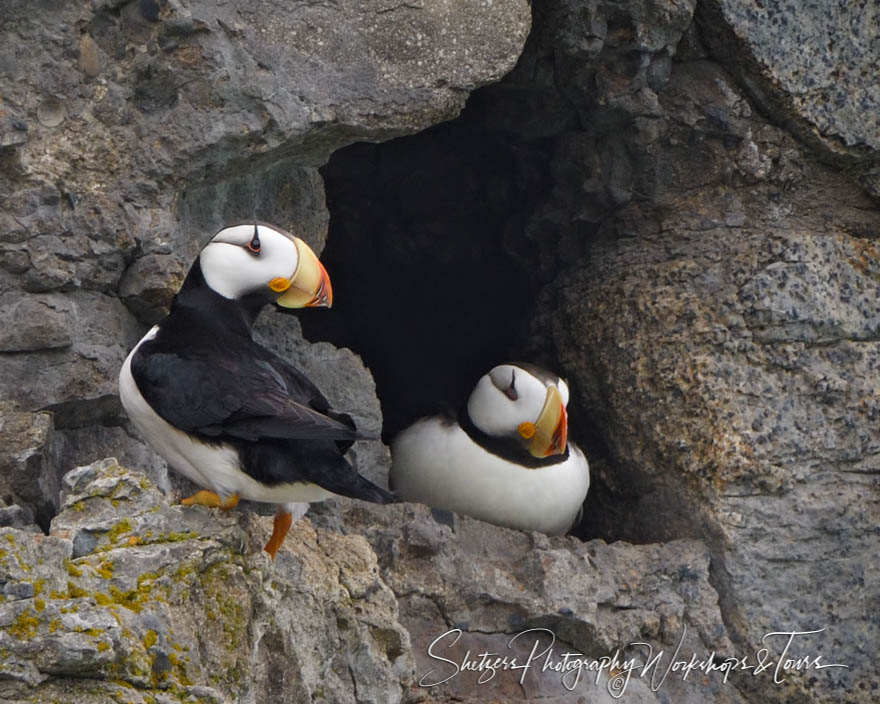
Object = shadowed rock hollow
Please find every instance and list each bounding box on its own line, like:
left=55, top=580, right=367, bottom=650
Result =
left=1, top=0, right=878, bottom=703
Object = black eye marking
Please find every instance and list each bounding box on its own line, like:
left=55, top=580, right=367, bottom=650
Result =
left=247, top=224, right=261, bottom=254
left=504, top=369, right=518, bottom=400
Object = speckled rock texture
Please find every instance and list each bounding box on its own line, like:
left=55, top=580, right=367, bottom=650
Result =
left=699, top=0, right=880, bottom=196
left=511, top=2, right=879, bottom=703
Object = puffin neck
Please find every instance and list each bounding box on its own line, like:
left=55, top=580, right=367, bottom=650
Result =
left=457, top=407, right=569, bottom=469
left=172, top=259, right=265, bottom=335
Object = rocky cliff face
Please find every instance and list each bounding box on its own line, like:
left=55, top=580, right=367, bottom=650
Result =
left=1, top=0, right=877, bottom=703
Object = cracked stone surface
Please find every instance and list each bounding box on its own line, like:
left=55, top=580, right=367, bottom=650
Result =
left=0, top=459, right=741, bottom=704
left=699, top=0, right=880, bottom=195
left=0, top=460, right=413, bottom=703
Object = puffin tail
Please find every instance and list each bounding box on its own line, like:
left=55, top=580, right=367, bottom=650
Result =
left=308, top=455, right=397, bottom=505
left=342, top=473, right=397, bottom=505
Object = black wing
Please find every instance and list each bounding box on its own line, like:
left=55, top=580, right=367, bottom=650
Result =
left=131, top=333, right=360, bottom=444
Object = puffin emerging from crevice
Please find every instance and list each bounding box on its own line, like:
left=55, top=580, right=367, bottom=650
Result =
left=390, top=363, right=589, bottom=535
left=119, top=222, right=394, bottom=558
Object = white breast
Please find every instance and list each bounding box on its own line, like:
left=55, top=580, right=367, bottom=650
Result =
left=118, top=328, right=334, bottom=505
left=390, top=418, right=590, bottom=535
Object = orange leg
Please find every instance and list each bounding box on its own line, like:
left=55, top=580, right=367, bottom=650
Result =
left=181, top=490, right=239, bottom=510
left=263, top=511, right=293, bottom=560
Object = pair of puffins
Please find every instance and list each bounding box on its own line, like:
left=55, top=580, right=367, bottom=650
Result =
left=119, top=223, right=589, bottom=557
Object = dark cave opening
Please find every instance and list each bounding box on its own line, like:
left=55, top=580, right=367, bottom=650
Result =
left=302, top=96, right=556, bottom=440
left=301, top=86, right=632, bottom=544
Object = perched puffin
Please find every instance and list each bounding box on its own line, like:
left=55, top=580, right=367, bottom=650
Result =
left=119, top=222, right=393, bottom=558
left=390, top=363, right=589, bottom=535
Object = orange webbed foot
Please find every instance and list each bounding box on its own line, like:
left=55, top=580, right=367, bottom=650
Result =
left=181, top=490, right=239, bottom=510
left=263, top=511, right=293, bottom=560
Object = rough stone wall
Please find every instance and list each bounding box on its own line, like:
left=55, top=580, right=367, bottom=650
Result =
left=512, top=2, right=879, bottom=703
left=0, top=0, right=877, bottom=703
left=0, top=0, right=530, bottom=506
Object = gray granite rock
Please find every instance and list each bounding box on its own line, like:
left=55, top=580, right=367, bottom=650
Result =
left=0, top=0, right=530, bottom=476
left=0, top=459, right=412, bottom=702
left=520, top=18, right=879, bottom=702
left=699, top=0, right=880, bottom=196
left=0, top=294, right=75, bottom=352
left=0, top=459, right=744, bottom=704
left=0, top=402, right=59, bottom=531
left=316, top=500, right=741, bottom=704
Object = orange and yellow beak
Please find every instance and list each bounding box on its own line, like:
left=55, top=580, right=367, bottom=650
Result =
left=273, top=237, right=333, bottom=309
left=518, top=385, right=568, bottom=458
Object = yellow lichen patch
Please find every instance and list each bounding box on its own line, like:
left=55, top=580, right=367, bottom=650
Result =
left=106, top=518, right=134, bottom=544
left=65, top=559, right=83, bottom=577
left=33, top=578, right=46, bottom=596
left=48, top=617, right=61, bottom=633
left=95, top=559, right=115, bottom=579
left=97, top=641, right=110, bottom=652
left=34, top=598, right=46, bottom=611
left=13, top=552, right=30, bottom=573
left=67, top=581, right=89, bottom=599
left=173, top=563, right=196, bottom=581
left=200, top=563, right=249, bottom=657
left=106, top=573, right=164, bottom=613
left=8, top=607, right=39, bottom=640
left=160, top=531, right=199, bottom=543
left=72, top=501, right=86, bottom=512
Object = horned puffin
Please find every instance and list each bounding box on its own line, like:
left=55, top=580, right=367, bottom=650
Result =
left=390, top=363, right=589, bottom=535
left=119, top=222, right=393, bottom=558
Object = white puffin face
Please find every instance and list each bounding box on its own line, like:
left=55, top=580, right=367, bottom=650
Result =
left=466, top=363, right=570, bottom=457
left=199, top=223, right=332, bottom=308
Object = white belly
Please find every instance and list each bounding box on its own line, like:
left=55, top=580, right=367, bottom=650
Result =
left=118, top=327, right=333, bottom=505
left=390, top=418, right=590, bottom=535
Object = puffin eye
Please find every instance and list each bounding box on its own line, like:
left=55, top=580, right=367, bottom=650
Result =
left=504, top=369, right=518, bottom=401
left=247, top=225, right=261, bottom=254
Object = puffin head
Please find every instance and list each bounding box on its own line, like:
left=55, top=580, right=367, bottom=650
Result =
left=466, top=363, right=569, bottom=458
left=198, top=222, right=332, bottom=309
